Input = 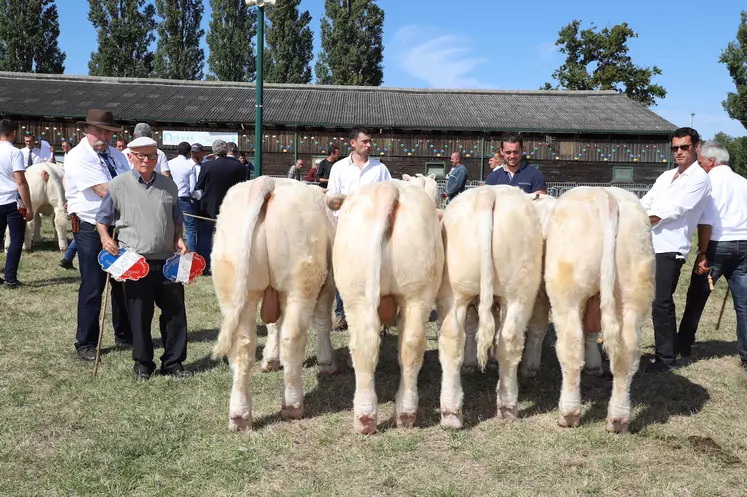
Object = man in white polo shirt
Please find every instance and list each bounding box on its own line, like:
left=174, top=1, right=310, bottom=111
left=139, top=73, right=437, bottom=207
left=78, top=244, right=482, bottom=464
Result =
left=326, top=127, right=392, bottom=330
left=640, top=127, right=712, bottom=373
left=677, top=141, right=747, bottom=366
left=65, top=109, right=133, bottom=362
left=0, top=119, right=33, bottom=288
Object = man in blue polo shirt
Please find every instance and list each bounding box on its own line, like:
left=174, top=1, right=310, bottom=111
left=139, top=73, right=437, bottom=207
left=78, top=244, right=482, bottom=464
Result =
left=486, top=133, right=547, bottom=194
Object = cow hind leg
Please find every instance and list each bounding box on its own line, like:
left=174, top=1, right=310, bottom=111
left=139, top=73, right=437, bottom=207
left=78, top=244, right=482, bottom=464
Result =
left=495, top=301, right=530, bottom=420
left=395, top=298, right=429, bottom=428
left=521, top=293, right=550, bottom=379
left=261, top=320, right=281, bottom=372
left=279, top=298, right=314, bottom=420
left=23, top=218, right=35, bottom=252
left=348, top=299, right=380, bottom=434
left=54, top=208, right=68, bottom=251
left=604, top=310, right=641, bottom=434
left=227, top=299, right=261, bottom=432
left=554, top=305, right=585, bottom=428
left=313, top=278, right=337, bottom=375
left=438, top=294, right=469, bottom=429
left=33, top=213, right=42, bottom=244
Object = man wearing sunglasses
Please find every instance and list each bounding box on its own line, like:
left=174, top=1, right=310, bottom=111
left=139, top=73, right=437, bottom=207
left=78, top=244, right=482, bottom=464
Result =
left=640, top=127, right=713, bottom=373
left=97, top=136, right=190, bottom=380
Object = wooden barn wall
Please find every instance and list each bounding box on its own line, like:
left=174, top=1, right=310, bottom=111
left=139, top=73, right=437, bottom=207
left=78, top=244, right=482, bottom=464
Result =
left=12, top=119, right=674, bottom=183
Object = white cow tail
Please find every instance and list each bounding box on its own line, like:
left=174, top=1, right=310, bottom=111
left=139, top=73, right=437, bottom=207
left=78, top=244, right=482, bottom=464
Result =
left=362, top=183, right=400, bottom=354
left=212, top=177, right=276, bottom=359
left=598, top=190, right=620, bottom=347
left=475, top=188, right=497, bottom=369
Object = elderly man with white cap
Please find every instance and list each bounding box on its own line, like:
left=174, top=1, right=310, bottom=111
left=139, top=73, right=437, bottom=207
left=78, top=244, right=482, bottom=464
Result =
left=65, top=109, right=133, bottom=362
left=96, top=136, right=190, bottom=380
left=122, top=123, right=171, bottom=178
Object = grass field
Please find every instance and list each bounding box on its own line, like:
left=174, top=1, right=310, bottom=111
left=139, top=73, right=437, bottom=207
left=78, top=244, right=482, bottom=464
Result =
left=2, top=228, right=747, bottom=496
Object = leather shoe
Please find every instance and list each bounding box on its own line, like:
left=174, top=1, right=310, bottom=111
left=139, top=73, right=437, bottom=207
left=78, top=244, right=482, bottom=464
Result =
left=133, top=367, right=153, bottom=380
left=645, top=361, right=673, bottom=374
left=160, top=365, right=192, bottom=378
left=59, top=258, right=75, bottom=270
left=77, top=348, right=96, bottom=362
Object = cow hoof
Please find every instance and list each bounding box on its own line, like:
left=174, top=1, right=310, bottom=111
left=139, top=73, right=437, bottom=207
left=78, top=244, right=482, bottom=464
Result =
left=520, top=367, right=538, bottom=379
left=354, top=413, right=377, bottom=435
left=281, top=405, right=304, bottom=420
left=461, top=364, right=477, bottom=375
left=317, top=362, right=338, bottom=375
left=498, top=405, right=519, bottom=420
left=228, top=414, right=252, bottom=432
left=440, top=411, right=463, bottom=430
left=397, top=411, right=417, bottom=428
left=605, top=418, right=629, bottom=434
left=584, top=366, right=604, bottom=377
left=261, top=360, right=280, bottom=372
left=557, top=412, right=581, bottom=428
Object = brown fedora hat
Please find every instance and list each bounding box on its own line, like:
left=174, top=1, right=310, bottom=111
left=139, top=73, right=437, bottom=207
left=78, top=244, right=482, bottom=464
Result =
left=76, top=109, right=122, bottom=132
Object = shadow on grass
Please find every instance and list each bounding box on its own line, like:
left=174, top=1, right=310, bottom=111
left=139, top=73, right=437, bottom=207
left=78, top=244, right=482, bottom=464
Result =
left=26, top=275, right=80, bottom=288
left=682, top=339, right=739, bottom=364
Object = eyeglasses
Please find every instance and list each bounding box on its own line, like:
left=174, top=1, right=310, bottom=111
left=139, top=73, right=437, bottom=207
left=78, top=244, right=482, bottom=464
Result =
left=670, top=144, right=693, bottom=152
left=131, top=152, right=158, bottom=161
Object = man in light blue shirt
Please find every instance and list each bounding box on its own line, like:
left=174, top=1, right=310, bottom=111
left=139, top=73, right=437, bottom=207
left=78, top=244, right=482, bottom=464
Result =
left=168, top=141, right=198, bottom=252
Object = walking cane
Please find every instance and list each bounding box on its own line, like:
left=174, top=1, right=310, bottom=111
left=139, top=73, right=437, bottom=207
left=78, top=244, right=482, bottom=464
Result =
left=716, top=287, right=731, bottom=331
left=92, top=272, right=111, bottom=378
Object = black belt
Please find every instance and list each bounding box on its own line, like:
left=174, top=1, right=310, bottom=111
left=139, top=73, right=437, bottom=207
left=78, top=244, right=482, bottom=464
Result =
left=178, top=196, right=193, bottom=201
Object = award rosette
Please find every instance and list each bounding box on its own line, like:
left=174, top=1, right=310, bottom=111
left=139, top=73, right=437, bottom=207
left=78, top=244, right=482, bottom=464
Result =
left=162, top=252, right=206, bottom=284
left=98, top=248, right=150, bottom=282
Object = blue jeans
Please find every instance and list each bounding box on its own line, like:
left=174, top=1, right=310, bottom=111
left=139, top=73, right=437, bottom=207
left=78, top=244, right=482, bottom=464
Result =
left=74, top=221, right=132, bottom=350
left=63, top=238, right=78, bottom=262
left=196, top=218, right=215, bottom=271
left=179, top=198, right=197, bottom=252
left=0, top=202, right=25, bottom=284
left=335, top=290, right=345, bottom=318
left=678, top=240, right=747, bottom=362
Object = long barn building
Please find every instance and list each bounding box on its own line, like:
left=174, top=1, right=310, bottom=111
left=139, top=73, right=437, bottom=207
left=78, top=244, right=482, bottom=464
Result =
left=0, top=72, right=678, bottom=183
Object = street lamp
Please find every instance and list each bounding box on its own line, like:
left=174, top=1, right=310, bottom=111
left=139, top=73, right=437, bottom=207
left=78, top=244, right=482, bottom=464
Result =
left=245, top=0, right=276, bottom=177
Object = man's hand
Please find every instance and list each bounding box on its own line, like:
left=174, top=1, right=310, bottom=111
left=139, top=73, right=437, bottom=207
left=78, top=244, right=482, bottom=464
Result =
left=101, top=236, right=119, bottom=256
left=695, top=254, right=710, bottom=275
left=176, top=237, right=189, bottom=255
left=22, top=208, right=33, bottom=222
left=649, top=215, right=661, bottom=226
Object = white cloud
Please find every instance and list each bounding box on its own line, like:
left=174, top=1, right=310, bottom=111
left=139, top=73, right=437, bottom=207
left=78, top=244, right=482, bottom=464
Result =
left=389, top=26, right=496, bottom=90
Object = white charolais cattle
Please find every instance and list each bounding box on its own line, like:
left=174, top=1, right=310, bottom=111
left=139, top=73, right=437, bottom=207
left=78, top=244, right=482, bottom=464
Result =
left=330, top=175, right=443, bottom=434
left=544, top=186, right=654, bottom=433
left=437, top=185, right=543, bottom=429
left=211, top=177, right=338, bottom=432
left=4, top=162, right=68, bottom=252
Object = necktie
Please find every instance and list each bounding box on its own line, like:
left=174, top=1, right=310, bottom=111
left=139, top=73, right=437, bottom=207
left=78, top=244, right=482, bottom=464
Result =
left=27, top=149, right=32, bottom=167
left=99, top=152, right=118, bottom=178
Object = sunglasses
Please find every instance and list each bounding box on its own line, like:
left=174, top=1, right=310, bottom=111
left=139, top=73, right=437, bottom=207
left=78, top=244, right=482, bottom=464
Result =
left=670, top=144, right=693, bottom=152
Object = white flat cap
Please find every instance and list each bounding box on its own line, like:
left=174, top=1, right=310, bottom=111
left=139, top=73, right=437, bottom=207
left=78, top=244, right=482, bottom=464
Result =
left=127, top=136, right=157, bottom=149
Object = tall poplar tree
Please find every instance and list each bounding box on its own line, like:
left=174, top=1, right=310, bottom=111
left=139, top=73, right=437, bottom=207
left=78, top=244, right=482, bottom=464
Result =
left=315, top=0, right=384, bottom=86
left=264, top=0, right=313, bottom=84
left=720, top=11, right=747, bottom=130
left=206, top=0, right=257, bottom=82
left=153, top=0, right=205, bottom=80
left=88, top=0, right=156, bottom=78
left=0, top=0, right=65, bottom=73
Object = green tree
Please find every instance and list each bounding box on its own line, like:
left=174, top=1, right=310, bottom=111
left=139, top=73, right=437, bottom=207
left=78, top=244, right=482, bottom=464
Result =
left=88, top=0, right=156, bottom=77
left=543, top=20, right=666, bottom=107
left=206, top=0, right=257, bottom=82
left=153, top=0, right=205, bottom=80
left=315, top=0, right=384, bottom=86
left=264, top=0, right=313, bottom=84
left=714, top=132, right=747, bottom=178
left=720, top=11, right=747, bottom=131
left=0, top=0, right=65, bottom=73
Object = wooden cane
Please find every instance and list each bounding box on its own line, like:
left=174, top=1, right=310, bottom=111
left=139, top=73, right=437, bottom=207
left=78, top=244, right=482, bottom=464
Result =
left=92, top=271, right=111, bottom=378
left=716, top=287, right=731, bottom=331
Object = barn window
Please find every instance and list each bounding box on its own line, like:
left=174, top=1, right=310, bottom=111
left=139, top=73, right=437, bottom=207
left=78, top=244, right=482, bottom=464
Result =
left=425, top=161, right=446, bottom=178
left=612, top=166, right=634, bottom=183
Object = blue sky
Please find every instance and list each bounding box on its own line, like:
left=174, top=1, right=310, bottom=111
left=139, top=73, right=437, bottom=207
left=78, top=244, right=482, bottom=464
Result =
left=57, top=0, right=746, bottom=139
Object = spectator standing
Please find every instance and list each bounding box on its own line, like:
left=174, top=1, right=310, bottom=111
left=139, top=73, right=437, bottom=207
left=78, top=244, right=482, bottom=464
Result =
left=316, top=145, right=340, bottom=190
left=444, top=152, right=468, bottom=201
left=640, top=127, right=712, bottom=373
left=21, top=135, right=46, bottom=167
left=677, top=141, right=747, bottom=366
left=64, top=109, right=133, bottom=361
left=168, top=141, right=198, bottom=252
left=0, top=119, right=33, bottom=288
left=306, top=159, right=319, bottom=182
left=288, top=159, right=303, bottom=180
left=485, top=133, right=547, bottom=194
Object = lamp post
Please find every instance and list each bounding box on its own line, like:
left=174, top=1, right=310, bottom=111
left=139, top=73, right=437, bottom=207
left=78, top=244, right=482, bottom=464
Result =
left=245, top=0, right=276, bottom=177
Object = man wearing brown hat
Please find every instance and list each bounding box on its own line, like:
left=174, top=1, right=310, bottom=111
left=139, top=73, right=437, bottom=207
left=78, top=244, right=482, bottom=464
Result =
left=64, top=109, right=133, bottom=361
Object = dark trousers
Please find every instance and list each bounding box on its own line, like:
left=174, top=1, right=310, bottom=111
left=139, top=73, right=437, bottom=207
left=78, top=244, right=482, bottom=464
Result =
left=678, top=240, right=747, bottom=362
left=335, top=290, right=345, bottom=317
left=196, top=218, right=215, bottom=271
left=652, top=252, right=686, bottom=365
left=62, top=237, right=78, bottom=262
left=179, top=198, right=197, bottom=253
left=0, top=202, right=25, bottom=284
left=74, top=221, right=132, bottom=351
left=123, top=260, right=187, bottom=373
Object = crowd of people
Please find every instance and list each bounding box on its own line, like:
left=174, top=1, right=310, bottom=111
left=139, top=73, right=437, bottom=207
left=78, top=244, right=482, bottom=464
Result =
left=0, top=107, right=744, bottom=379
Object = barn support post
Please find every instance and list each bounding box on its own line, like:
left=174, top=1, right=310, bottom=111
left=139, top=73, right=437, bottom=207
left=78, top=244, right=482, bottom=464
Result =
left=480, top=134, right=486, bottom=181
left=294, top=131, right=298, bottom=162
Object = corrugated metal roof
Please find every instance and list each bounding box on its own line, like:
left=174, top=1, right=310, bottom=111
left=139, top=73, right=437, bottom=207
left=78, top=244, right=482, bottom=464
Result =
left=0, top=72, right=677, bottom=134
